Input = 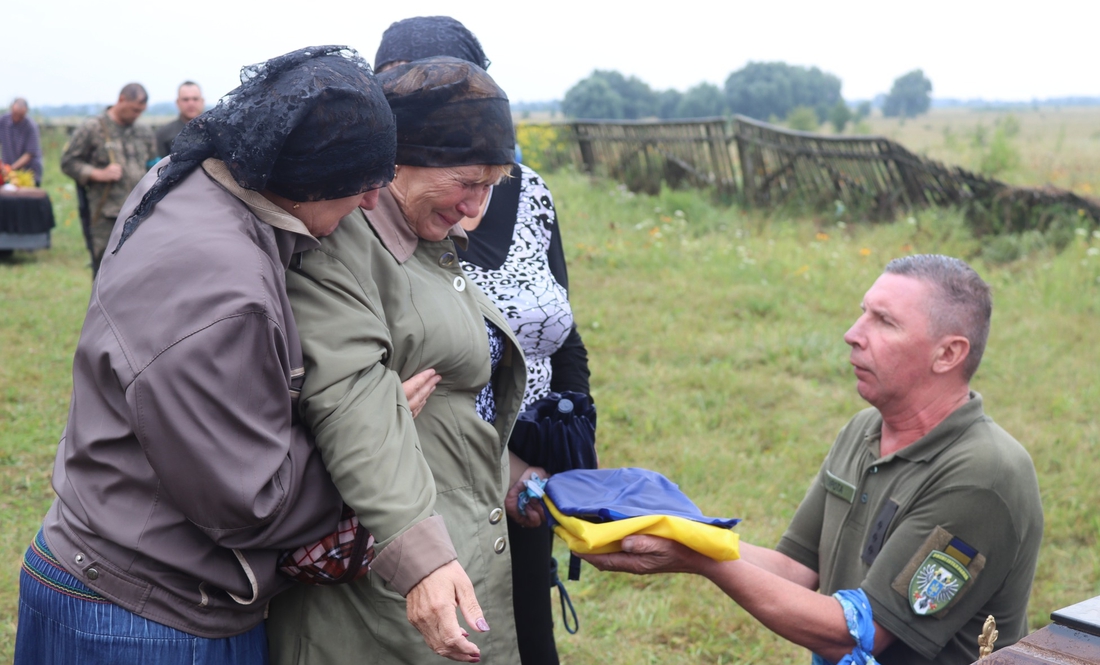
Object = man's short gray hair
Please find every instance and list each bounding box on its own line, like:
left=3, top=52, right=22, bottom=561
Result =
left=119, top=83, right=148, bottom=103
left=884, top=254, right=991, bottom=380
left=11, top=98, right=28, bottom=110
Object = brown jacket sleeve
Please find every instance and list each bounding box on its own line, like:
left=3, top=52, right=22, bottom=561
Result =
left=126, top=310, right=342, bottom=550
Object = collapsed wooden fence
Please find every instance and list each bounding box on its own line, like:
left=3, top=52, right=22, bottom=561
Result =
left=552, top=116, right=1100, bottom=227
left=567, top=118, right=737, bottom=197
left=732, top=115, right=1100, bottom=227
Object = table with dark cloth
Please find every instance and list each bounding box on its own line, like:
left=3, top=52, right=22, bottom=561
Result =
left=0, top=189, right=54, bottom=250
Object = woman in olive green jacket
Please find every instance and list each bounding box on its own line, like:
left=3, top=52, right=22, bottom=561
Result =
left=268, top=57, right=543, bottom=664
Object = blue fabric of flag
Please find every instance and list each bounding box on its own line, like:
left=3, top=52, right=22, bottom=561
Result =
left=543, top=468, right=740, bottom=527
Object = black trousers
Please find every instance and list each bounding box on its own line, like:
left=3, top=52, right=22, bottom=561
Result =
left=509, top=519, right=559, bottom=665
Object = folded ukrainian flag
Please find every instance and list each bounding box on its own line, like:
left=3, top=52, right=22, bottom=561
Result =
left=543, top=468, right=741, bottom=561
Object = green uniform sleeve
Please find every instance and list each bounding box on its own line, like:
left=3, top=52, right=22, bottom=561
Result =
left=60, top=119, right=102, bottom=185
left=775, top=465, right=828, bottom=574
left=861, top=486, right=1023, bottom=660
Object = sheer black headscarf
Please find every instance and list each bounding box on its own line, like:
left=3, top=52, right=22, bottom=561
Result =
left=378, top=56, right=513, bottom=168
left=114, top=45, right=396, bottom=252
left=375, top=16, right=490, bottom=73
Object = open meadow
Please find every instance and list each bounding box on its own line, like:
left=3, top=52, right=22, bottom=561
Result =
left=862, top=106, right=1100, bottom=196
left=2, top=118, right=1099, bottom=663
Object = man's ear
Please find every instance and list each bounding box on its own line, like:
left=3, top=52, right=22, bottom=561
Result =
left=932, top=335, right=970, bottom=375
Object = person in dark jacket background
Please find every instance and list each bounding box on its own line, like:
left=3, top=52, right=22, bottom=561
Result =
left=155, top=80, right=205, bottom=157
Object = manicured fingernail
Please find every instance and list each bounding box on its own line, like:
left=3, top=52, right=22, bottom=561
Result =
left=476, top=618, right=490, bottom=632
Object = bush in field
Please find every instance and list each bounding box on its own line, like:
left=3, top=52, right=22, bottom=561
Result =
left=724, top=61, right=842, bottom=123
left=786, top=106, right=820, bottom=132
left=979, top=129, right=1021, bottom=176
left=966, top=199, right=1085, bottom=246
left=976, top=115, right=1022, bottom=176
left=515, top=124, right=572, bottom=173
left=829, top=101, right=852, bottom=133
left=883, top=69, right=932, bottom=118
left=855, top=100, right=872, bottom=121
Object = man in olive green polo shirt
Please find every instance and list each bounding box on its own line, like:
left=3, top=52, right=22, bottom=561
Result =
left=583, top=255, right=1043, bottom=665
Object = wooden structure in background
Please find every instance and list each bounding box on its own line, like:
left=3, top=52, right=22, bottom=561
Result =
left=566, top=118, right=737, bottom=197
left=732, top=115, right=1100, bottom=223
left=547, top=116, right=1100, bottom=226
left=734, top=115, right=992, bottom=214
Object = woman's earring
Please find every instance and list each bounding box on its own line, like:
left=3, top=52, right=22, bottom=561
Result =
left=292, top=203, right=300, bottom=210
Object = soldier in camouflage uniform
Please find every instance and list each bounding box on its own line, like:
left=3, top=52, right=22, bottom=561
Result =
left=61, top=83, right=156, bottom=276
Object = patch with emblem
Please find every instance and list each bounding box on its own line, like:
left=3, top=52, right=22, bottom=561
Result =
left=908, top=550, right=970, bottom=615
left=892, top=526, right=986, bottom=619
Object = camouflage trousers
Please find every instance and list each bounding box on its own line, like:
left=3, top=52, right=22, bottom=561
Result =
left=88, top=215, right=117, bottom=277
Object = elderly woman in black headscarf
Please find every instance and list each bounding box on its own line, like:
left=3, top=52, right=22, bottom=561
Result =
left=374, top=15, right=491, bottom=72
left=13, top=46, right=395, bottom=665
left=266, top=56, right=537, bottom=665
left=374, top=18, right=596, bottom=665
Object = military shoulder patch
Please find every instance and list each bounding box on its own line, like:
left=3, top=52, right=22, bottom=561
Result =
left=891, top=526, right=986, bottom=619
left=908, top=550, right=970, bottom=615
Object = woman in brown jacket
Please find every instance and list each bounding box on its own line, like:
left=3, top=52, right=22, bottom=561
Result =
left=14, top=46, right=396, bottom=665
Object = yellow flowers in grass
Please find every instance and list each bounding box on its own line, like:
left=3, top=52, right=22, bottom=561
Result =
left=515, top=123, right=571, bottom=173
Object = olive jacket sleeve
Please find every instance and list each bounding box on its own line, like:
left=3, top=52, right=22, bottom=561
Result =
left=286, top=243, right=456, bottom=595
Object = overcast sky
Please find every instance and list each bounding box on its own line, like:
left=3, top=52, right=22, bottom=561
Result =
left=7, top=0, right=1097, bottom=109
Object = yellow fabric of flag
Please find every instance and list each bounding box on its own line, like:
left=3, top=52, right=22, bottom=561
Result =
left=545, top=496, right=740, bottom=560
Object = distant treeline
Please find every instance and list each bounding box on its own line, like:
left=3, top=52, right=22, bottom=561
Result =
left=512, top=100, right=561, bottom=115
left=557, top=62, right=1100, bottom=124
left=558, top=64, right=935, bottom=126
left=16, top=101, right=207, bottom=119
left=12, top=94, right=1099, bottom=123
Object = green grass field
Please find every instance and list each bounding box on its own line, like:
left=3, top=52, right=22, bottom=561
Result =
left=861, top=106, right=1100, bottom=196
left=3, top=119, right=1099, bottom=663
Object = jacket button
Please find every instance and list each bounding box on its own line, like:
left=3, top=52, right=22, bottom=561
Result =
left=453, top=276, right=466, bottom=292
left=74, top=553, right=85, bottom=564
left=86, top=568, right=100, bottom=581
left=489, top=508, right=503, bottom=524
left=494, top=537, right=507, bottom=554
left=438, top=252, right=456, bottom=267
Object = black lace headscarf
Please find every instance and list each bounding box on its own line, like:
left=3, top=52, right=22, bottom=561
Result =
left=114, top=45, right=396, bottom=252
left=378, top=56, right=514, bottom=168
left=374, top=16, right=490, bottom=73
